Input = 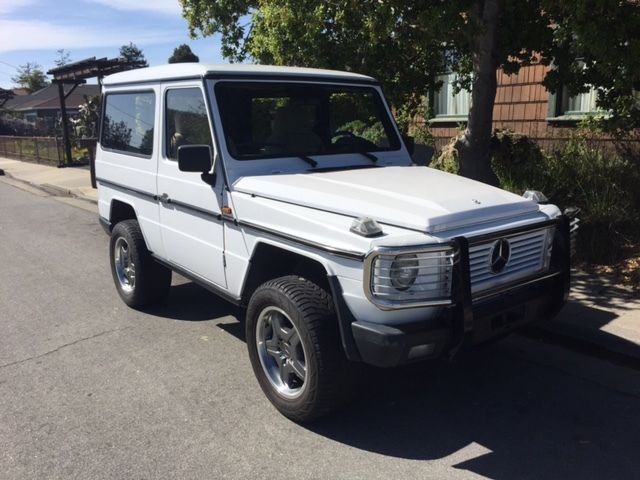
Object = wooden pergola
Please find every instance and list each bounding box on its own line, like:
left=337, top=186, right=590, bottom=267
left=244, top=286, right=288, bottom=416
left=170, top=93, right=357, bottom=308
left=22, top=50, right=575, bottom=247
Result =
left=47, top=57, right=142, bottom=168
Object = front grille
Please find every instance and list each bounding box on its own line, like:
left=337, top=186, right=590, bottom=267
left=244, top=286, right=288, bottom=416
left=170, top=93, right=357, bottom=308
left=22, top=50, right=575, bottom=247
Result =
left=468, top=227, right=553, bottom=294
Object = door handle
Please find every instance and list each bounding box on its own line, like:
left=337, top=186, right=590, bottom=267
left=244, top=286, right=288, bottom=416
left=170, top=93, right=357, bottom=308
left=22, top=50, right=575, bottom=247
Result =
left=159, top=193, right=170, bottom=204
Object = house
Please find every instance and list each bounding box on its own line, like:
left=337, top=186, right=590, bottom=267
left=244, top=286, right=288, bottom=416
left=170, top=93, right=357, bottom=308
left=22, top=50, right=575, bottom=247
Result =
left=428, top=64, right=603, bottom=151
left=1, top=83, right=100, bottom=133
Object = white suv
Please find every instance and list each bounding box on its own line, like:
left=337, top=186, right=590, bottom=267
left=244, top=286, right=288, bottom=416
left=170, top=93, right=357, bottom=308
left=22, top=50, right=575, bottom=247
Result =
left=96, top=64, right=574, bottom=421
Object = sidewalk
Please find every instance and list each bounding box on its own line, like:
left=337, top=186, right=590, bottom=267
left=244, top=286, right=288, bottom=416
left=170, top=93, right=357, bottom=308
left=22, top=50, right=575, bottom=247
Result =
left=0, top=157, right=97, bottom=203
left=1, top=156, right=639, bottom=365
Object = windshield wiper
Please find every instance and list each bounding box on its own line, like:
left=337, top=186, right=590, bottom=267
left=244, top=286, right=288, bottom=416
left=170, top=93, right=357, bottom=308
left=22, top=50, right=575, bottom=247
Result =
left=275, top=145, right=318, bottom=167
left=295, top=154, right=318, bottom=168
left=354, top=150, right=378, bottom=163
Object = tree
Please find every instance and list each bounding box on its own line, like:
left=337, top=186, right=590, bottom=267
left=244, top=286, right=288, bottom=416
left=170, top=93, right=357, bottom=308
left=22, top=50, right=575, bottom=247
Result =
left=119, top=42, right=149, bottom=68
left=54, top=49, right=72, bottom=67
left=0, top=87, right=14, bottom=108
left=168, top=44, right=200, bottom=63
left=181, top=0, right=640, bottom=184
left=12, top=62, right=50, bottom=93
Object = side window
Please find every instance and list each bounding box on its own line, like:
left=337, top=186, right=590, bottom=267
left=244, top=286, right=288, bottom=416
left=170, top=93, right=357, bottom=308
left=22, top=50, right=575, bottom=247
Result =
left=165, top=88, right=213, bottom=160
left=102, top=92, right=155, bottom=156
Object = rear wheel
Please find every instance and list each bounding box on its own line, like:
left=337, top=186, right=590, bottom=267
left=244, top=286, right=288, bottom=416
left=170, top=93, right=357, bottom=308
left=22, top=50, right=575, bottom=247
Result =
left=109, top=219, right=171, bottom=307
left=246, top=276, right=356, bottom=422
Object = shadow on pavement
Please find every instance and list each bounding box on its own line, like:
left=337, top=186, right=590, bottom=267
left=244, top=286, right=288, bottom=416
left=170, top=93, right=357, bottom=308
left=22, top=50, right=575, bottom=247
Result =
left=146, top=280, right=640, bottom=479
left=142, top=282, right=243, bottom=322
left=571, top=270, right=639, bottom=311
left=528, top=299, right=640, bottom=369
left=306, top=348, right=640, bottom=479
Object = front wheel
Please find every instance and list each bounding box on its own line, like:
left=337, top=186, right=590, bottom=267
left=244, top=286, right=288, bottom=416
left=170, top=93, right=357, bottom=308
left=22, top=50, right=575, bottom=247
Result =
left=246, top=276, right=356, bottom=422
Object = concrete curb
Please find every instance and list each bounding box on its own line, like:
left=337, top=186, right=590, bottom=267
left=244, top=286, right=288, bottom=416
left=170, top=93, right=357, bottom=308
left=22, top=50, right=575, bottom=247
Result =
left=40, top=183, right=73, bottom=197
left=524, top=323, right=640, bottom=371
left=2, top=170, right=98, bottom=205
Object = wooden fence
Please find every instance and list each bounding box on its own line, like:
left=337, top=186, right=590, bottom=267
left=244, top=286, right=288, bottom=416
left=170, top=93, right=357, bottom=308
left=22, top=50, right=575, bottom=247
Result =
left=0, top=136, right=98, bottom=167
left=0, top=136, right=62, bottom=165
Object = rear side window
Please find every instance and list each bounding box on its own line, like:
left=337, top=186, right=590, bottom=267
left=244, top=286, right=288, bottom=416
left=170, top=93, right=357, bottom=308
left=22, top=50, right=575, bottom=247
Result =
left=101, top=92, right=155, bottom=157
left=165, top=88, right=213, bottom=160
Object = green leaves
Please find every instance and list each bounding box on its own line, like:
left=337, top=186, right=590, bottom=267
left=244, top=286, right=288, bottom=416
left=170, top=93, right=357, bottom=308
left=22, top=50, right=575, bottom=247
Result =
left=168, top=44, right=200, bottom=63
left=11, top=62, right=49, bottom=93
left=119, top=43, right=148, bottom=68
left=179, top=0, right=640, bottom=132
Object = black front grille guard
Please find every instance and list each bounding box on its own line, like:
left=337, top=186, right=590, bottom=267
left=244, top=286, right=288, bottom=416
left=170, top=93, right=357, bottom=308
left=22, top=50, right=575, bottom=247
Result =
left=447, top=215, right=571, bottom=358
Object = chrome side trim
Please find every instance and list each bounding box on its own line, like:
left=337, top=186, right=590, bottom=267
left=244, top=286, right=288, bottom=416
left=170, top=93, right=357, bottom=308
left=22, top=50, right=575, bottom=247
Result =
left=97, top=177, right=222, bottom=221
left=166, top=198, right=222, bottom=220
left=363, top=243, right=458, bottom=310
left=237, top=219, right=366, bottom=261
left=96, top=177, right=157, bottom=200
left=97, top=177, right=363, bottom=259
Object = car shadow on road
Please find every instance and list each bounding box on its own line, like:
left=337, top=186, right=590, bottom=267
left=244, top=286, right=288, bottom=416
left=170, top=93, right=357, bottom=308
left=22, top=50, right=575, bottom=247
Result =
left=142, top=282, right=243, bottom=322
left=306, top=347, right=640, bottom=480
left=145, top=280, right=640, bottom=479
left=525, top=300, right=640, bottom=370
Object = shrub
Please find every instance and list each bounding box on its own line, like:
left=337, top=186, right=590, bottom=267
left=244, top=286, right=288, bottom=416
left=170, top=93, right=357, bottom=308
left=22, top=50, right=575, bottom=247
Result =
left=338, top=119, right=387, bottom=145
left=430, top=130, right=640, bottom=264
left=430, top=133, right=462, bottom=174
left=544, top=136, right=640, bottom=263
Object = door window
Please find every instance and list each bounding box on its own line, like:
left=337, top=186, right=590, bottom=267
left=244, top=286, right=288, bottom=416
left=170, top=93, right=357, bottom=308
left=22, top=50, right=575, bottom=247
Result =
left=165, top=88, right=213, bottom=160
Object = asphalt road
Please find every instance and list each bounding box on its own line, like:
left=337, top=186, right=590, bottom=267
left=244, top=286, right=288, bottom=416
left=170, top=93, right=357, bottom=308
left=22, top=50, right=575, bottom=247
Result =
left=1, top=178, right=640, bottom=480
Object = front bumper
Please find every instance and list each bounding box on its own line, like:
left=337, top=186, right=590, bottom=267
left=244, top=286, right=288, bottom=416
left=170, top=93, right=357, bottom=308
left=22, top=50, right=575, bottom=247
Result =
left=329, top=216, right=571, bottom=368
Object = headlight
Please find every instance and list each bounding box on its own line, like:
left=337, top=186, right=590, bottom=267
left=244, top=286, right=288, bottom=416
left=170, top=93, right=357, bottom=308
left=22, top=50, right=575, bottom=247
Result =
left=389, top=254, right=419, bottom=291
left=364, top=246, right=457, bottom=309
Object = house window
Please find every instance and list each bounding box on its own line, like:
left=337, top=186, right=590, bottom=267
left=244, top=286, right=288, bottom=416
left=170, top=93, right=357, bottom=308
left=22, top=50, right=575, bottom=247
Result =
left=563, top=87, right=599, bottom=115
left=549, top=85, right=602, bottom=118
left=431, top=73, right=471, bottom=120
left=548, top=60, right=604, bottom=119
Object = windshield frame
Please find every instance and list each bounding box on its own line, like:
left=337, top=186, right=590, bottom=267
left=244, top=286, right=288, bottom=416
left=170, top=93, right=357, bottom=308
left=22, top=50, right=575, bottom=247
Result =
left=213, top=79, right=403, bottom=157
left=206, top=78, right=411, bottom=182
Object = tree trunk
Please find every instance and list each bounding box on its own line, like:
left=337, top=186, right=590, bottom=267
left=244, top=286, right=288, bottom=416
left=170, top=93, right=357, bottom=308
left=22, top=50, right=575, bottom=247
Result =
left=457, top=0, right=500, bottom=186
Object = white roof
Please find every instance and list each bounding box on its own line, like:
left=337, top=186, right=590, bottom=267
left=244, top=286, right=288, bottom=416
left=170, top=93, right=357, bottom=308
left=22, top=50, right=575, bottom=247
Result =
left=102, top=63, right=376, bottom=86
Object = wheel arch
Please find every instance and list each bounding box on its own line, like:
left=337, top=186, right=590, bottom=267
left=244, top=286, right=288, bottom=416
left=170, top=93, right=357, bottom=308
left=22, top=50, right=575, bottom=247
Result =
left=108, top=197, right=138, bottom=228
left=240, top=240, right=336, bottom=305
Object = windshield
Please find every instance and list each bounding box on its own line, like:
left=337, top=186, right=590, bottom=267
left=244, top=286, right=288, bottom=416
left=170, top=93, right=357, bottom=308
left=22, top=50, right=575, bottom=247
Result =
left=214, top=81, right=401, bottom=161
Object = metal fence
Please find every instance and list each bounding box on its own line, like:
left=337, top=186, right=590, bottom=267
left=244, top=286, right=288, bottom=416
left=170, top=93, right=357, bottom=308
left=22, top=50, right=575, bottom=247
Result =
left=0, top=136, right=62, bottom=165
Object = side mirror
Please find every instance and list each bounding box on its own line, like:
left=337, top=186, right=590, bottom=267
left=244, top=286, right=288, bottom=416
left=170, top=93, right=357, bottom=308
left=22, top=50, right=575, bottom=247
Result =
left=177, top=145, right=212, bottom=173
left=402, top=134, right=415, bottom=155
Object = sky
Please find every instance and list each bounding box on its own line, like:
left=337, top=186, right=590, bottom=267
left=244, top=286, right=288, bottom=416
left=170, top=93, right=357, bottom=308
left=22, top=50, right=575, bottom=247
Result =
left=0, top=0, right=227, bottom=88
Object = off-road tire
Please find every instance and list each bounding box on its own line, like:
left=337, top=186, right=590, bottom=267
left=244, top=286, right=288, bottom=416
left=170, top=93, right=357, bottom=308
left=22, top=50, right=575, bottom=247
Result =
left=246, top=275, right=356, bottom=422
left=109, top=219, right=171, bottom=307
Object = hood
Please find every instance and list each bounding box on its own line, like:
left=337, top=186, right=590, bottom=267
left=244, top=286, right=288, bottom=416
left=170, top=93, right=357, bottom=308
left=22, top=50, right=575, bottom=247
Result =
left=233, top=166, right=540, bottom=234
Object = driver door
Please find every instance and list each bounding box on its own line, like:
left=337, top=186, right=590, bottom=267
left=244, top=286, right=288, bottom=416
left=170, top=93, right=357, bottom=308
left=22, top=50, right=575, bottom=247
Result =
left=156, top=82, right=226, bottom=288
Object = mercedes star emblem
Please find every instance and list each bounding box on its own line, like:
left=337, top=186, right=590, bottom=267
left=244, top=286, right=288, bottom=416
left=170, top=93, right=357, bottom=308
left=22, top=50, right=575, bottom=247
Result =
left=489, top=238, right=511, bottom=273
